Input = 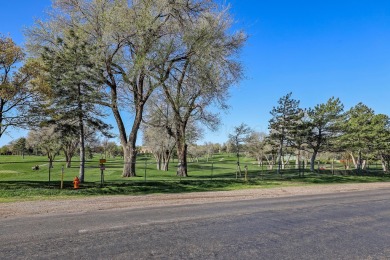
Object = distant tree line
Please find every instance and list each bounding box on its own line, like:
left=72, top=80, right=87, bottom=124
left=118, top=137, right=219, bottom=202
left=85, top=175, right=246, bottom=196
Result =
left=225, top=93, right=390, bottom=173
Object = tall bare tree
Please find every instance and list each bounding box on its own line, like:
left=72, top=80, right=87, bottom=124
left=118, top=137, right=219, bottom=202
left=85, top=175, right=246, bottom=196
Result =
left=143, top=125, right=176, bottom=171
left=28, top=126, right=63, bottom=169
left=160, top=6, right=246, bottom=176
left=246, top=131, right=268, bottom=166
left=27, top=0, right=216, bottom=177
left=143, top=94, right=203, bottom=171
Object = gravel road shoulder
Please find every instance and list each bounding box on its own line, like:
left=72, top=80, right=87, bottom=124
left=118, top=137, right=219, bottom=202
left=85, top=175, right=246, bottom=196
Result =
left=1, top=182, right=390, bottom=219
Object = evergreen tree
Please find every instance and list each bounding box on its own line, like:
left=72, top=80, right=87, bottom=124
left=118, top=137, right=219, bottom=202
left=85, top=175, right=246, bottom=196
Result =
left=14, top=137, right=27, bottom=158
left=369, top=114, right=390, bottom=171
left=268, top=93, right=303, bottom=174
left=228, top=123, right=253, bottom=167
left=306, top=97, right=344, bottom=172
left=41, top=30, right=111, bottom=182
left=339, top=103, right=376, bottom=170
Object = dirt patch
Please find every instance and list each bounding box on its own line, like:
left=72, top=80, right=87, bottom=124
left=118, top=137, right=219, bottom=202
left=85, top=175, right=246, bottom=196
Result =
left=1, top=183, right=390, bottom=219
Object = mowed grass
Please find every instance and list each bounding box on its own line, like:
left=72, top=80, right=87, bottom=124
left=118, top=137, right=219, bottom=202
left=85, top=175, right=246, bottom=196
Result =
left=0, top=154, right=389, bottom=202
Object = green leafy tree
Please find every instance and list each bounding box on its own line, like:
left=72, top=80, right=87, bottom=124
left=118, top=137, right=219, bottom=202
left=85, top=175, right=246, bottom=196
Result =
left=55, top=123, right=79, bottom=168
left=290, top=117, right=311, bottom=173
left=41, top=30, right=111, bottom=182
left=27, top=0, right=245, bottom=178
left=143, top=94, right=203, bottom=172
left=13, top=137, right=27, bottom=158
left=306, top=97, right=344, bottom=172
left=246, top=131, right=268, bottom=166
left=365, top=114, right=390, bottom=171
left=268, top=93, right=303, bottom=174
left=160, top=6, right=246, bottom=177
left=142, top=125, right=176, bottom=171
left=229, top=123, right=253, bottom=167
left=29, top=126, right=62, bottom=169
left=27, top=0, right=215, bottom=177
left=0, top=35, right=34, bottom=139
left=339, top=103, right=376, bottom=170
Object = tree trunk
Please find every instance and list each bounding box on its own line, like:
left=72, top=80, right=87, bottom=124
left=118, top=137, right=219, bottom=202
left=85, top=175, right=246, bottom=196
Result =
left=156, top=156, right=162, bottom=170
left=122, top=143, right=137, bottom=177
left=176, top=142, right=188, bottom=177
left=153, top=152, right=162, bottom=170
left=122, top=104, right=144, bottom=177
left=265, top=155, right=274, bottom=170
left=78, top=120, right=85, bottom=183
left=107, top=74, right=148, bottom=178
left=281, top=153, right=292, bottom=170
left=157, top=161, right=161, bottom=170
left=277, top=141, right=283, bottom=175
left=48, top=157, right=54, bottom=169
left=358, top=150, right=362, bottom=170
left=350, top=152, right=358, bottom=169
left=380, top=154, right=389, bottom=172
left=310, top=150, right=318, bottom=172
left=361, top=160, right=366, bottom=170
left=295, top=149, right=300, bottom=169
left=332, top=158, right=335, bottom=175
left=162, top=161, right=169, bottom=171
left=162, top=150, right=171, bottom=171
left=381, top=160, right=387, bottom=172
left=0, top=99, right=4, bottom=140
left=66, top=155, right=72, bottom=168
left=257, top=156, right=261, bottom=166
left=77, top=84, right=86, bottom=183
left=64, top=150, right=72, bottom=168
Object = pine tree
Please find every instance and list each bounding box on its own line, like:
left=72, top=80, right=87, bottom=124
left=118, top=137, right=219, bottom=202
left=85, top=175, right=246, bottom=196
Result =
left=339, top=103, right=376, bottom=171
left=268, top=93, right=303, bottom=174
left=369, top=114, right=390, bottom=171
left=41, top=30, right=111, bottom=182
left=306, top=97, right=344, bottom=172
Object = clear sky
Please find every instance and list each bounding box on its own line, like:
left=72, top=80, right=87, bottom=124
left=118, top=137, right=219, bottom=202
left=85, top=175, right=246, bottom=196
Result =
left=1, top=0, right=389, bottom=146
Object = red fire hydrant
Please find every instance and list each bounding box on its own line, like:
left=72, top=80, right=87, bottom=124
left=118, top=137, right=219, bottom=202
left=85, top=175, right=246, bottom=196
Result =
left=73, top=176, right=80, bottom=189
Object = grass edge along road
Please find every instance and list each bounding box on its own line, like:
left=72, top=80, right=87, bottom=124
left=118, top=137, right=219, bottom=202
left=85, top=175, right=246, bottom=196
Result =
left=1, top=155, right=389, bottom=203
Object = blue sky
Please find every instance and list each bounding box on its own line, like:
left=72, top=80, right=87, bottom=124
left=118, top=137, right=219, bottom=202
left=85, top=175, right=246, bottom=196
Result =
left=1, top=0, right=389, bottom=146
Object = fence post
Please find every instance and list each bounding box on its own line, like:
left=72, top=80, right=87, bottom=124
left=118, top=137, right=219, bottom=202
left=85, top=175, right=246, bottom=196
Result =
left=61, top=166, right=64, bottom=189
left=144, top=159, right=147, bottom=182
left=100, top=167, right=104, bottom=187
left=48, top=161, right=51, bottom=186
left=260, top=162, right=264, bottom=180
left=211, top=162, right=214, bottom=180
left=317, top=160, right=320, bottom=174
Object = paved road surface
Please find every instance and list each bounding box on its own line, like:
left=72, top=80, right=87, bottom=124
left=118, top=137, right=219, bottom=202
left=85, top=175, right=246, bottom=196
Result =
left=1, top=189, right=390, bottom=259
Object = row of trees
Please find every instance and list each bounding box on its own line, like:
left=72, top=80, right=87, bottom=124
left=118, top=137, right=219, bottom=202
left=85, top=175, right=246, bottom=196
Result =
left=1, top=130, right=123, bottom=165
left=229, top=93, right=390, bottom=173
left=1, top=0, right=245, bottom=181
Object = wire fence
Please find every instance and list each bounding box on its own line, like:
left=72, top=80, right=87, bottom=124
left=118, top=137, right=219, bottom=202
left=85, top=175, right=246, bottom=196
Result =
left=1, top=157, right=388, bottom=184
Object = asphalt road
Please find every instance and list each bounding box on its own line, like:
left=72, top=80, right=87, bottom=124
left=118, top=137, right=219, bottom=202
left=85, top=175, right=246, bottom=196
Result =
left=1, top=189, right=390, bottom=259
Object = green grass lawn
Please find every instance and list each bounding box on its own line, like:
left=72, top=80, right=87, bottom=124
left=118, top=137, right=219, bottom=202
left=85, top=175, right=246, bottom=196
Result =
left=0, top=154, right=389, bottom=202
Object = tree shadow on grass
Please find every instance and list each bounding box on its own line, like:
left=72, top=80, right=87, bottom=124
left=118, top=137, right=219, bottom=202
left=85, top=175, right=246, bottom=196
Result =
left=0, top=179, right=254, bottom=198
left=1, top=174, right=389, bottom=200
